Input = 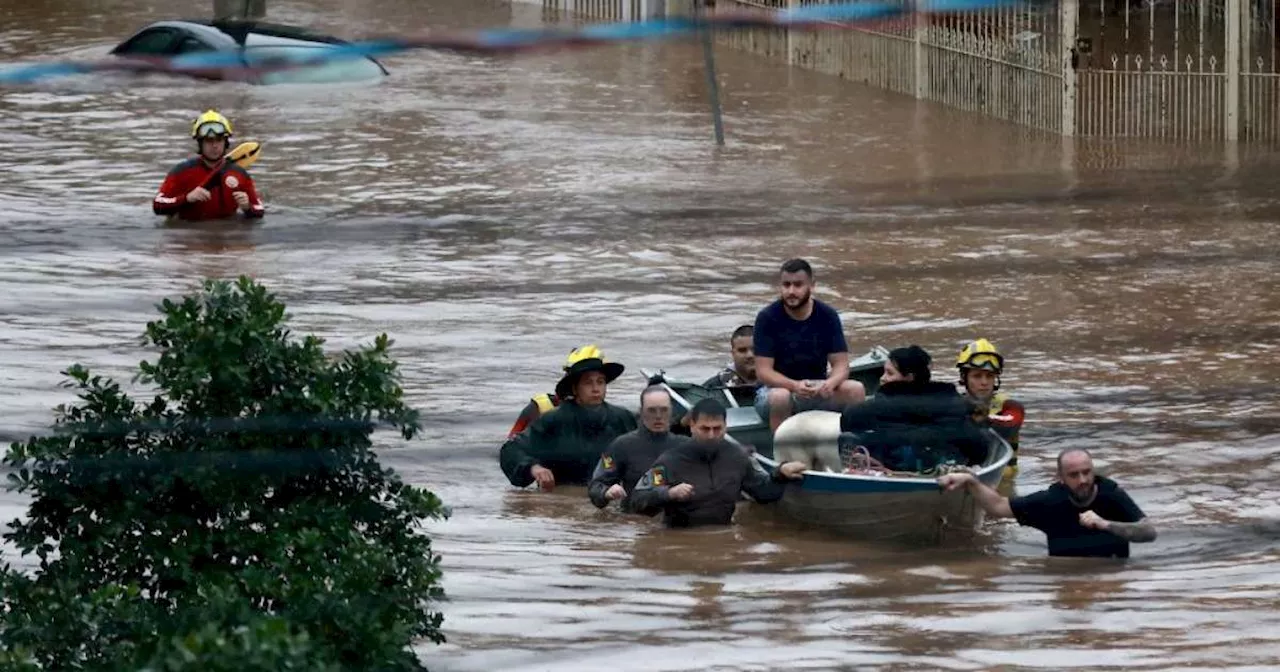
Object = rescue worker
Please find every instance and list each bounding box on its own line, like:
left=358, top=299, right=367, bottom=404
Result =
left=499, top=347, right=638, bottom=491
left=505, top=347, right=590, bottom=439
left=938, top=447, right=1156, bottom=558
left=629, top=398, right=807, bottom=528
left=153, top=110, right=265, bottom=221
left=837, top=345, right=989, bottom=473
left=588, top=385, right=689, bottom=513
left=956, top=338, right=1025, bottom=478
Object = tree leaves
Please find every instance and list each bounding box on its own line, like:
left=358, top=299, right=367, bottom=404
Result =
left=1, top=276, right=447, bottom=671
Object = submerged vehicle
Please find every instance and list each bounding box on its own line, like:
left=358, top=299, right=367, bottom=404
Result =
left=110, top=19, right=389, bottom=84
left=641, top=346, right=1014, bottom=542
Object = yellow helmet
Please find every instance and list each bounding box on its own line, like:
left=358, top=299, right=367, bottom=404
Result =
left=564, top=344, right=606, bottom=370
left=191, top=110, right=233, bottom=139
left=556, top=344, right=625, bottom=399
left=956, top=338, right=1004, bottom=374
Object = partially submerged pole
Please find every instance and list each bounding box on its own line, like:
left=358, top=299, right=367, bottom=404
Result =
left=213, top=0, right=266, bottom=21
left=693, top=0, right=726, bottom=146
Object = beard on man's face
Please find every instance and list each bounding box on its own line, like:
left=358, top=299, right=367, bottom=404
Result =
left=783, top=289, right=811, bottom=308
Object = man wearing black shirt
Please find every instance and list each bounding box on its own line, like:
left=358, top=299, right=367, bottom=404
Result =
left=936, top=448, right=1156, bottom=558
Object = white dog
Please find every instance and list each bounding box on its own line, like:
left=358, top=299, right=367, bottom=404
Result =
left=772, top=410, right=845, bottom=473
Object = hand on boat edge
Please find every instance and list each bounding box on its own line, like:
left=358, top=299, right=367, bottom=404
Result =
left=778, top=461, right=807, bottom=480
left=936, top=472, right=974, bottom=491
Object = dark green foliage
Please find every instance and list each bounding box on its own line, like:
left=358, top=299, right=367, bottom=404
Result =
left=0, top=276, right=447, bottom=671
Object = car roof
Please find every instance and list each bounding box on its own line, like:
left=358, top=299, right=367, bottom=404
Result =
left=137, top=19, right=355, bottom=48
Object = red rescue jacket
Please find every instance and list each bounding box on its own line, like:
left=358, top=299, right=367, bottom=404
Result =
left=153, top=157, right=265, bottom=221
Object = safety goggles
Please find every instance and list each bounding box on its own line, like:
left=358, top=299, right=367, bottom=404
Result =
left=195, top=122, right=230, bottom=138
left=962, top=353, right=1003, bottom=372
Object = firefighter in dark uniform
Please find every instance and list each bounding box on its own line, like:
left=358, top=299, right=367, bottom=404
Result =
left=506, top=345, right=610, bottom=439
left=499, top=347, right=638, bottom=491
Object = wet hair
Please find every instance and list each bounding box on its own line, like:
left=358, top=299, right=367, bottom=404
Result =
left=639, top=384, right=671, bottom=408
left=730, top=324, right=753, bottom=342
left=779, top=258, right=813, bottom=279
left=688, top=397, right=727, bottom=423
left=1056, top=447, right=1093, bottom=472
left=888, top=345, right=932, bottom=383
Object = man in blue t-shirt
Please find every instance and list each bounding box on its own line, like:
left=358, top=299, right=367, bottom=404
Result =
left=936, top=448, right=1157, bottom=558
left=752, top=258, right=867, bottom=432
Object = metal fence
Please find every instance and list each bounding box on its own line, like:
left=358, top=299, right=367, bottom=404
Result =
left=538, top=0, right=1280, bottom=144
left=539, top=0, right=657, bottom=21
left=1242, top=0, right=1280, bottom=143
left=920, top=0, right=1066, bottom=132
left=706, top=0, right=1069, bottom=133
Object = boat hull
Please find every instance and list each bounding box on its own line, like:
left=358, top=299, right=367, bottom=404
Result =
left=638, top=350, right=1013, bottom=542
left=754, top=416, right=1014, bottom=543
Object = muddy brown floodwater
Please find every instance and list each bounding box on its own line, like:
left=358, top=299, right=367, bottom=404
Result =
left=2, top=0, right=1279, bottom=669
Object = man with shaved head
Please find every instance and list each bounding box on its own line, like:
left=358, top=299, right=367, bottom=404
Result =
left=937, top=448, right=1156, bottom=558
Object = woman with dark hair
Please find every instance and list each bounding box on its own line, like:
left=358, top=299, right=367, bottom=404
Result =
left=838, top=345, right=989, bottom=472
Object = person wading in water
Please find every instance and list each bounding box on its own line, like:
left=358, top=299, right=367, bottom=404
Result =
left=499, top=346, right=638, bottom=491
left=588, top=385, right=689, bottom=513
left=630, top=398, right=807, bottom=528
left=153, top=110, right=265, bottom=221
left=937, top=447, right=1156, bottom=558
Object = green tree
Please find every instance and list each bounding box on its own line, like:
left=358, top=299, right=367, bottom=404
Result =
left=0, top=276, right=447, bottom=671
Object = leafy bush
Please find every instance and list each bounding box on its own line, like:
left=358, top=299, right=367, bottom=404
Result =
left=0, top=276, right=447, bottom=671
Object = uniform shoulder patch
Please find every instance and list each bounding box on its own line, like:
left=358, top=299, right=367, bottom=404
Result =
left=601, top=454, right=615, bottom=470
left=649, top=465, right=667, bottom=486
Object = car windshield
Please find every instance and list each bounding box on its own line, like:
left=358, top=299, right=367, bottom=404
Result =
left=241, top=45, right=385, bottom=84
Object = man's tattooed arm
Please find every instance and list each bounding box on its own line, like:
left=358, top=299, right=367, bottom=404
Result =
left=1107, top=518, right=1157, bottom=543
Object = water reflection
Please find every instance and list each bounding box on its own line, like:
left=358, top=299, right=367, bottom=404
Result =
left=2, top=0, right=1280, bottom=668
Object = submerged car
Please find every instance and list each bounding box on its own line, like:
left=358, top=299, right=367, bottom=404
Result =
left=110, top=19, right=389, bottom=84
